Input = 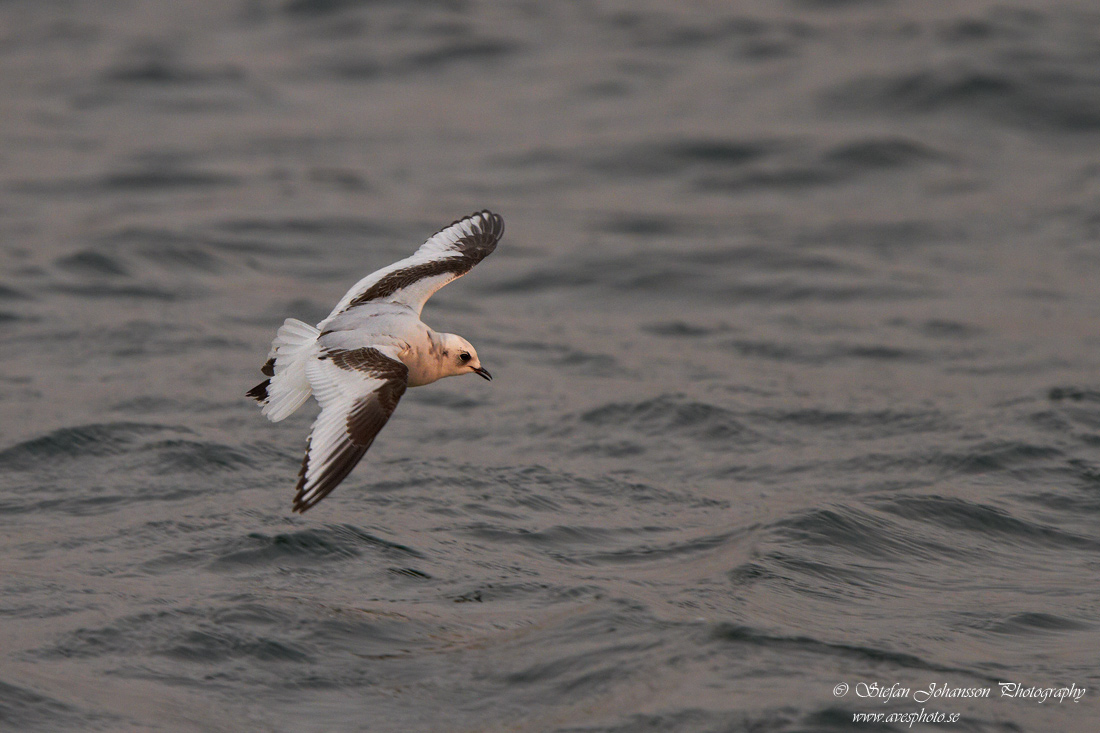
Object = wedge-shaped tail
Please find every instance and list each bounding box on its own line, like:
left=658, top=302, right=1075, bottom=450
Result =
left=247, top=318, right=319, bottom=422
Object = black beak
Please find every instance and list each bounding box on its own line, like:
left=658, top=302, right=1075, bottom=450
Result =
left=473, top=366, right=492, bottom=381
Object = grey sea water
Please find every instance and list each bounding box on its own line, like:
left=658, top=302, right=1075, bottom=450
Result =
left=2, top=1, right=1099, bottom=731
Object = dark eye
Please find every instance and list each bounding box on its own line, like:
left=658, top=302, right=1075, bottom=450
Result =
left=459, top=352, right=471, bottom=363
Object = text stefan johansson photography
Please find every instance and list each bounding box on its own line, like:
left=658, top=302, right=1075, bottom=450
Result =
left=850, top=681, right=1087, bottom=704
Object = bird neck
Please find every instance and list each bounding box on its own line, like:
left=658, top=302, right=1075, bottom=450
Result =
left=405, top=329, right=451, bottom=387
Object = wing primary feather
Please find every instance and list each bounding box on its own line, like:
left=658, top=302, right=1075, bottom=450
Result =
left=293, top=436, right=367, bottom=513
left=336, top=210, right=504, bottom=315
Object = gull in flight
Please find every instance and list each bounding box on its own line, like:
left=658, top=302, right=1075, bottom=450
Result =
left=248, top=210, right=504, bottom=512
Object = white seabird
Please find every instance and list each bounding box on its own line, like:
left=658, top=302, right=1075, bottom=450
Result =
left=248, top=210, right=504, bottom=513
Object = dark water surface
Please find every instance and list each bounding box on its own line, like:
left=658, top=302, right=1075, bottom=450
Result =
left=2, top=1, right=1100, bottom=731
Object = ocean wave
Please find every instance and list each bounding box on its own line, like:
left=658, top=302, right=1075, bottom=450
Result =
left=0, top=423, right=184, bottom=469
left=210, top=524, right=422, bottom=569
left=580, top=395, right=763, bottom=446
left=876, top=494, right=1100, bottom=552
left=0, top=680, right=96, bottom=731
left=825, top=56, right=1100, bottom=132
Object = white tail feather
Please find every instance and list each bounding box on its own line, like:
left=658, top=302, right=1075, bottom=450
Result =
left=261, top=318, right=319, bottom=422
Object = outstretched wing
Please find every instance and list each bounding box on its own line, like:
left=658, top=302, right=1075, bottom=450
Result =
left=324, top=210, right=504, bottom=320
left=294, top=347, right=408, bottom=513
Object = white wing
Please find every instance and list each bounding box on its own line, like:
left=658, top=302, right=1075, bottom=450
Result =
left=323, top=210, right=504, bottom=320
left=293, top=346, right=408, bottom=513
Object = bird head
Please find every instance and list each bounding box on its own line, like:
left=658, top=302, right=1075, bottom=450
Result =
left=438, top=333, right=492, bottom=381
